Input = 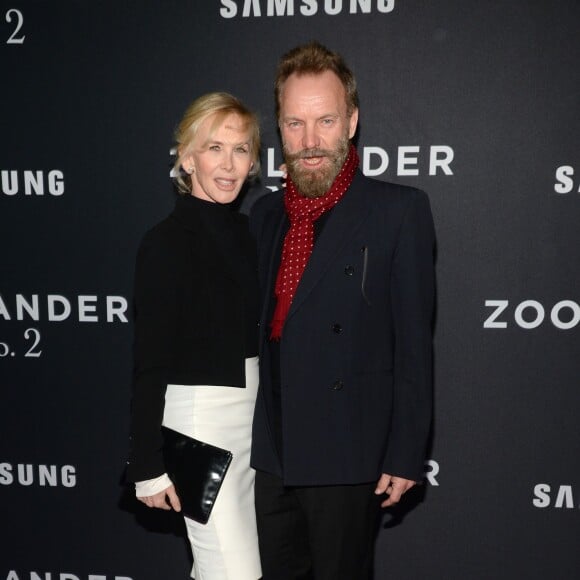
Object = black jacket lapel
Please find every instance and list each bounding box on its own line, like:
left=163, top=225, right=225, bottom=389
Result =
left=287, top=173, right=374, bottom=321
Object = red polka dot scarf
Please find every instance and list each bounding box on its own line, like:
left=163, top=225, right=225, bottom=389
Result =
left=270, top=144, right=359, bottom=339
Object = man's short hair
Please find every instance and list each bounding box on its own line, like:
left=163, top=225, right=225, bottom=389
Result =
left=275, top=41, right=359, bottom=120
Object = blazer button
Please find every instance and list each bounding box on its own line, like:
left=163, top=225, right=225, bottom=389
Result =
left=344, top=265, right=355, bottom=276
left=332, top=323, right=342, bottom=334
left=331, top=380, right=344, bottom=391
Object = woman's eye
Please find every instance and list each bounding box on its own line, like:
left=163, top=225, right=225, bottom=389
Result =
left=236, top=147, right=249, bottom=154
left=209, top=145, right=221, bottom=151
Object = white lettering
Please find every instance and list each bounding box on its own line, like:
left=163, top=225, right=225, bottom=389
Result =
left=532, top=483, right=551, bottom=508
left=48, top=170, right=65, bottom=196
left=424, top=459, right=439, bottom=486
left=554, top=165, right=574, bottom=194
left=0, top=294, right=129, bottom=323
left=1, top=170, right=18, bottom=195
left=1, top=170, right=65, bottom=196
left=325, top=0, right=342, bottom=15
left=351, top=0, right=371, bottom=13
left=267, top=0, right=294, bottom=15
left=483, top=300, right=508, bottom=328
left=220, top=0, right=238, bottom=17
left=554, top=485, right=574, bottom=509
left=48, top=295, right=72, bottom=322
left=221, top=0, right=396, bottom=17
left=551, top=300, right=580, bottom=330
left=378, top=0, right=395, bottom=12
left=429, top=145, right=454, bottom=175
left=0, top=463, right=77, bottom=487
left=16, top=294, right=39, bottom=321
left=267, top=148, right=284, bottom=178
left=4, top=573, right=132, bottom=580
left=485, top=300, right=580, bottom=330
left=24, top=171, right=44, bottom=196
left=62, top=465, right=77, bottom=488
left=363, top=146, right=389, bottom=176
left=300, top=0, right=317, bottom=15
left=243, top=0, right=261, bottom=16
left=0, top=295, right=10, bottom=320
left=0, top=462, right=14, bottom=484
left=38, top=465, right=58, bottom=487
left=106, top=296, right=129, bottom=323
left=78, top=295, right=98, bottom=322
left=268, top=145, right=454, bottom=178
left=514, top=300, right=544, bottom=329
left=397, top=146, right=420, bottom=176
left=17, top=464, right=34, bottom=486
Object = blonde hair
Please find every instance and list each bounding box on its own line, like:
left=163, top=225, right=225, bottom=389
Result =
left=172, top=92, right=260, bottom=194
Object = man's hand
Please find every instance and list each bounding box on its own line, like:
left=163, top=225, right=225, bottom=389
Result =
left=375, top=473, right=416, bottom=508
left=138, top=484, right=182, bottom=512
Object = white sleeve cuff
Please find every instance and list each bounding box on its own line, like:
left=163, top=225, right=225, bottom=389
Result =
left=135, top=473, right=173, bottom=497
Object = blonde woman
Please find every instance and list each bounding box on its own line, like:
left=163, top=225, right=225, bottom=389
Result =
left=127, top=93, right=262, bottom=579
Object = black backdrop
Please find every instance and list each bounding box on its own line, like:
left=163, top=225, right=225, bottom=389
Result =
left=1, top=2, right=579, bottom=579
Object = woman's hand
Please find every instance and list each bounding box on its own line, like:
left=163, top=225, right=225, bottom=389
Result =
left=138, top=484, right=182, bottom=512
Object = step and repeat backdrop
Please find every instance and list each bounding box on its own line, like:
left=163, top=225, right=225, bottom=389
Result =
left=1, top=1, right=579, bottom=579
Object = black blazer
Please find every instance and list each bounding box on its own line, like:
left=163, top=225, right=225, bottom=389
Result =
left=250, top=172, right=435, bottom=485
left=126, top=195, right=257, bottom=482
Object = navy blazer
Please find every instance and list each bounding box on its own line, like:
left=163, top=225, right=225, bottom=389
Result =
left=250, top=171, right=435, bottom=485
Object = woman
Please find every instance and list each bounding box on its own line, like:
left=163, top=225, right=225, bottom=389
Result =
left=126, top=92, right=262, bottom=579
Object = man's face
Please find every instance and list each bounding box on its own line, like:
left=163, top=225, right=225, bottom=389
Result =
left=279, top=70, right=358, bottom=198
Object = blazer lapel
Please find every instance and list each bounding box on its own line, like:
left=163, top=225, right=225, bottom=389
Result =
left=287, top=173, right=374, bottom=320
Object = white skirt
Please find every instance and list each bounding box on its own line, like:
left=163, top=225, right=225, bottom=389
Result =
left=162, top=357, right=261, bottom=580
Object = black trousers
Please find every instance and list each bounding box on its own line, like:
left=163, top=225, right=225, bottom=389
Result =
left=255, top=470, right=381, bottom=580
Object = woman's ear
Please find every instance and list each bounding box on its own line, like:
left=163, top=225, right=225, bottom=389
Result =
left=181, top=153, right=195, bottom=175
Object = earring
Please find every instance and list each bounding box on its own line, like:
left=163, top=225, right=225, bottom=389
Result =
left=189, top=167, right=195, bottom=174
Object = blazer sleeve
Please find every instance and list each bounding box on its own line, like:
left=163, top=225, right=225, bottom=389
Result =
left=383, top=189, right=435, bottom=481
left=126, top=229, right=183, bottom=482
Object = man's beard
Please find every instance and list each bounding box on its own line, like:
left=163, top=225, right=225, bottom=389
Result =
left=283, top=135, right=350, bottom=199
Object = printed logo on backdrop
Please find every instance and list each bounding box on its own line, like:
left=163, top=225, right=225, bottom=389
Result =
left=4, top=8, right=25, bottom=44
left=1, top=170, right=65, bottom=197
left=264, top=145, right=454, bottom=189
left=220, top=0, right=395, bottom=18
left=424, top=459, right=440, bottom=486
left=554, top=165, right=579, bottom=194
left=483, top=300, right=580, bottom=330
left=5, top=572, right=132, bottom=580
left=533, top=483, right=579, bottom=509
left=0, top=293, right=128, bottom=359
left=0, top=463, right=77, bottom=488
left=169, top=145, right=455, bottom=189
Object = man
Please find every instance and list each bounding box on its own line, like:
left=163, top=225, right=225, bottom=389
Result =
left=250, top=41, right=435, bottom=579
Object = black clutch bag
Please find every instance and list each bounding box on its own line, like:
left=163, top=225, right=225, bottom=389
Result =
left=161, top=426, right=233, bottom=524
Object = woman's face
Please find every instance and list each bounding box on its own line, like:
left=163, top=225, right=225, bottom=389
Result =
left=183, top=113, right=253, bottom=204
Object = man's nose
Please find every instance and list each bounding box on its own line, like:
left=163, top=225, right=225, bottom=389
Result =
left=302, top=123, right=320, bottom=150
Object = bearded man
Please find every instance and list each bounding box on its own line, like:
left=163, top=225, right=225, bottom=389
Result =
left=250, top=42, right=436, bottom=580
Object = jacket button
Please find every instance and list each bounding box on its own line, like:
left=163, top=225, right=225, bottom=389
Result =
left=344, top=265, right=355, bottom=276
left=332, top=323, right=342, bottom=334
left=331, top=380, right=344, bottom=391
